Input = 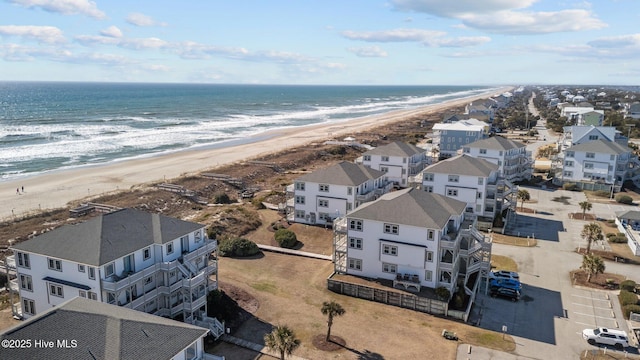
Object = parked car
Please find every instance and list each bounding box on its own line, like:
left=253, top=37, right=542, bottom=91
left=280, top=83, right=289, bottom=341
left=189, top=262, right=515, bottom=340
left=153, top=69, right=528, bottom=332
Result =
left=490, top=287, right=520, bottom=302
left=489, top=270, right=520, bottom=281
left=489, top=278, right=522, bottom=291
left=582, top=327, right=629, bottom=350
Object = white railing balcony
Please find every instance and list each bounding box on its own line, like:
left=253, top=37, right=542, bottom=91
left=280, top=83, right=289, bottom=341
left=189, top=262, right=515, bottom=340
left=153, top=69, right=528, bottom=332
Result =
left=171, top=302, right=185, bottom=316
left=9, top=279, right=19, bottom=292
left=184, top=240, right=217, bottom=264
left=102, top=262, right=163, bottom=292
left=183, top=271, right=207, bottom=290
left=185, top=294, right=207, bottom=312
left=5, top=255, right=16, bottom=270
left=333, top=217, right=348, bottom=233
left=440, top=238, right=457, bottom=250
left=286, top=184, right=294, bottom=193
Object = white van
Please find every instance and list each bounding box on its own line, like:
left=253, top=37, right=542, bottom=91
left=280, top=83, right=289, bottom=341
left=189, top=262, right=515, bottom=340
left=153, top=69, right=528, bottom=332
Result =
left=582, top=327, right=630, bottom=350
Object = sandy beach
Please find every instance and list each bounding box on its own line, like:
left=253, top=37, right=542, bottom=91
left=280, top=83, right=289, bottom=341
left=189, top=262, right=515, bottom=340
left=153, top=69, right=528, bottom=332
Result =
left=0, top=87, right=511, bottom=221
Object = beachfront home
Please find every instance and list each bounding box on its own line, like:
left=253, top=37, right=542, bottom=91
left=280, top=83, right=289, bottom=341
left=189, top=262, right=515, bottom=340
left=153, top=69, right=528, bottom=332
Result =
left=417, top=154, right=516, bottom=229
left=557, top=126, right=627, bottom=153
left=332, top=188, right=491, bottom=297
left=355, top=141, right=429, bottom=188
left=0, top=297, right=218, bottom=360
left=614, top=211, right=640, bottom=256
left=432, top=119, right=490, bottom=159
left=464, top=101, right=495, bottom=122
left=578, top=110, right=605, bottom=126
left=8, top=208, right=224, bottom=337
left=462, top=136, right=532, bottom=182
left=557, top=139, right=635, bottom=189
left=629, top=103, right=640, bottom=119
left=285, top=161, right=392, bottom=226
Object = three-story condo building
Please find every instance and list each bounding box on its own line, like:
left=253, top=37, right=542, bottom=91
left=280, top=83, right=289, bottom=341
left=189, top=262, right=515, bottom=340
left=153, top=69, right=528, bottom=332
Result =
left=355, top=141, right=429, bottom=188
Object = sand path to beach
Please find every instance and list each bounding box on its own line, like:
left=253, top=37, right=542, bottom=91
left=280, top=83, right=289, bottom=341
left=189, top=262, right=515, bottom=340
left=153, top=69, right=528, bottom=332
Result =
left=0, top=87, right=510, bottom=220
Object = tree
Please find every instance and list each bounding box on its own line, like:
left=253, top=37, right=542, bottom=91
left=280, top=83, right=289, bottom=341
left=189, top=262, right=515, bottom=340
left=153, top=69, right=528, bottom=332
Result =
left=581, top=254, right=605, bottom=282
left=264, top=325, right=300, bottom=360
left=581, top=222, right=604, bottom=255
left=321, top=300, right=346, bottom=341
left=579, top=201, right=592, bottom=219
left=517, top=189, right=530, bottom=211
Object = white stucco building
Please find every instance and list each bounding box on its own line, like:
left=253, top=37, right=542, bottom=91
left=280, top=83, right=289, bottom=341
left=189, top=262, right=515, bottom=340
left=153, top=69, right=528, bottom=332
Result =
left=9, top=208, right=224, bottom=337
left=286, top=161, right=392, bottom=225
left=559, top=139, right=635, bottom=186
left=332, top=188, right=491, bottom=297
left=462, top=136, right=532, bottom=182
left=355, top=141, right=429, bottom=188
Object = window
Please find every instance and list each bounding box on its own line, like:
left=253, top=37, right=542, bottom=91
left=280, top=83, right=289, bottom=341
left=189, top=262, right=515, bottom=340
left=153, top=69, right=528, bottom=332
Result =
left=295, top=182, right=305, bottom=191
left=382, top=244, right=398, bottom=256
left=46, top=258, right=62, bottom=271
left=49, top=284, right=63, bottom=297
left=318, top=199, right=329, bottom=207
left=19, top=274, right=32, bottom=291
left=425, top=251, right=434, bottom=262
left=584, top=163, right=594, bottom=169
left=22, top=299, right=35, bottom=315
left=79, top=290, right=87, bottom=298
left=166, top=243, right=174, bottom=254
left=563, top=171, right=573, bottom=177
left=195, top=231, right=202, bottom=243
left=382, top=263, right=397, bottom=273
left=349, top=237, right=362, bottom=249
left=318, top=213, right=330, bottom=221
left=427, top=230, right=435, bottom=240
left=425, top=270, right=433, bottom=282
left=610, top=155, right=615, bottom=161
left=384, top=223, right=399, bottom=235
left=447, top=189, right=458, bottom=196
left=88, top=291, right=97, bottom=300
left=423, top=173, right=434, bottom=182
left=477, top=192, right=483, bottom=199
left=448, top=175, right=459, bottom=183
left=105, top=263, right=115, bottom=277
left=476, top=204, right=482, bottom=213
left=319, top=184, right=330, bottom=192
left=586, top=152, right=595, bottom=158
left=463, top=147, right=470, bottom=153
left=348, top=258, right=362, bottom=271
left=145, top=276, right=153, bottom=285
left=295, top=195, right=305, bottom=204
left=347, top=187, right=352, bottom=195
left=346, top=203, right=352, bottom=211
left=106, top=292, right=116, bottom=304
left=403, top=158, right=407, bottom=163
left=588, top=135, right=598, bottom=140
left=566, top=151, right=575, bottom=158
left=363, top=155, right=371, bottom=161
left=88, top=267, right=95, bottom=280
left=478, top=177, right=483, bottom=185
left=479, top=149, right=487, bottom=154
left=17, top=252, right=30, bottom=268
left=349, top=219, right=363, bottom=231
left=380, top=166, right=389, bottom=173
left=565, top=160, right=574, bottom=167
left=143, top=247, right=151, bottom=260
left=295, top=210, right=305, bottom=218
left=424, top=186, right=433, bottom=193
left=381, top=156, right=389, bottom=162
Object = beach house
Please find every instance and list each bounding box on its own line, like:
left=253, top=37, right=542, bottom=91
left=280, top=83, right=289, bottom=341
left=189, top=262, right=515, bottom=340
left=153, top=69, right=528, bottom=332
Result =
left=355, top=141, right=429, bottom=188
left=0, top=297, right=220, bottom=360
left=332, top=188, right=491, bottom=297
left=462, top=136, right=532, bottom=182
left=558, top=126, right=627, bottom=153
left=8, top=208, right=224, bottom=337
left=432, top=119, right=490, bottom=159
left=285, top=161, right=392, bottom=225
left=417, top=154, right=516, bottom=229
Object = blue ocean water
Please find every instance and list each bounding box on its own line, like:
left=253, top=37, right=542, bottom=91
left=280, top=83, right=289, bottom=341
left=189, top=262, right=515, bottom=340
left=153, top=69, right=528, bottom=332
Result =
left=0, top=82, right=493, bottom=181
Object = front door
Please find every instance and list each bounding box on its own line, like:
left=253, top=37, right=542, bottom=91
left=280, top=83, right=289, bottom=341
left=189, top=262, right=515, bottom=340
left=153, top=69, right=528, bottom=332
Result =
left=123, top=254, right=134, bottom=274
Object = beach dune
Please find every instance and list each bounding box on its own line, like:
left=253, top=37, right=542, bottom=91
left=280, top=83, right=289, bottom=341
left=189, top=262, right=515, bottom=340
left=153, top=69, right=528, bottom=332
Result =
left=0, top=87, right=511, bottom=221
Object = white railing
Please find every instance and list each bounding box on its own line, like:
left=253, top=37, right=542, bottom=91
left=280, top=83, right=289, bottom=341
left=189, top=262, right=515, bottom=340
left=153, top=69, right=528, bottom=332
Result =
left=184, top=240, right=217, bottom=264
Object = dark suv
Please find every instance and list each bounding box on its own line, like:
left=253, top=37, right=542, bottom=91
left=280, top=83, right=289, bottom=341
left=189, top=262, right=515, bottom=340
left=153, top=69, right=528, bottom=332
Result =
left=490, top=287, right=520, bottom=302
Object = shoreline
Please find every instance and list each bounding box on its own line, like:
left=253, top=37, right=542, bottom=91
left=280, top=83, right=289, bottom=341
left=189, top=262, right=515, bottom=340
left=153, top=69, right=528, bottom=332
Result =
left=0, top=86, right=511, bottom=220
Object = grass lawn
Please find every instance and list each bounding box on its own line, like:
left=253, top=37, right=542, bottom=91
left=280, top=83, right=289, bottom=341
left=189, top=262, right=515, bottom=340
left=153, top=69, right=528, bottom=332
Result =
left=492, top=233, right=538, bottom=247
left=490, top=255, right=519, bottom=272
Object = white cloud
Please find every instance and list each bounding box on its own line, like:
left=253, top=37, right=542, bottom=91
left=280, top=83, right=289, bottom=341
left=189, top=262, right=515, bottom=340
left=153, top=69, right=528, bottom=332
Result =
left=126, top=13, right=166, bottom=27
left=141, top=64, right=170, bottom=72
left=341, top=28, right=489, bottom=47
left=75, top=34, right=119, bottom=46
left=426, top=36, right=490, bottom=47
left=119, top=37, right=169, bottom=50
left=588, top=34, right=640, bottom=48
left=100, top=26, right=122, bottom=38
left=9, top=0, right=105, bottom=19
left=0, top=25, right=66, bottom=44
left=347, top=46, right=388, bottom=57
left=461, top=9, right=606, bottom=34
left=391, top=0, right=535, bottom=17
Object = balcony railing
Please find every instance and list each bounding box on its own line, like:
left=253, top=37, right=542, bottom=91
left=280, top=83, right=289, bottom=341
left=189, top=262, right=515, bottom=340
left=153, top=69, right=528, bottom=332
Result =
left=183, top=240, right=217, bottom=264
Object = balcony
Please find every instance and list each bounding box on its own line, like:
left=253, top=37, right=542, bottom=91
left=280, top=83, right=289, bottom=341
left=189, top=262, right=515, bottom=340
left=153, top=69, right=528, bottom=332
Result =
left=440, top=237, right=457, bottom=250
left=333, top=217, right=348, bottom=234
left=9, top=279, right=19, bottom=292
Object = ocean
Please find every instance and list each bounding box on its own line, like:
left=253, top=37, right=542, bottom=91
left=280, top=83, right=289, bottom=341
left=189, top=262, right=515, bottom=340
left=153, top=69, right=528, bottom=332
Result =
left=0, top=82, right=493, bottom=181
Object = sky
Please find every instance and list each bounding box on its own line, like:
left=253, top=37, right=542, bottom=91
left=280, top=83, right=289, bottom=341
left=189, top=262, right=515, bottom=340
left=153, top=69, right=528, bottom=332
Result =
left=0, top=0, right=638, bottom=85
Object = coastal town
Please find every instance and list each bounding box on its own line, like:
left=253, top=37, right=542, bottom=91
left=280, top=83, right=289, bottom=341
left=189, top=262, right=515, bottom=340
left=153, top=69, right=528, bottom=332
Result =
left=3, top=85, right=640, bottom=359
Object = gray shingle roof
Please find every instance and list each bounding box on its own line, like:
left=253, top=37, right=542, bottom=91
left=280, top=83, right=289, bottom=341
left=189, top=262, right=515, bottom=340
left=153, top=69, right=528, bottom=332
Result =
left=465, top=136, right=525, bottom=151
left=347, top=188, right=466, bottom=229
left=615, top=210, right=640, bottom=221
left=297, top=161, right=385, bottom=186
left=12, top=208, right=204, bottom=266
left=363, top=141, right=426, bottom=157
left=424, top=154, right=498, bottom=177
left=0, top=297, right=208, bottom=360
left=568, top=139, right=631, bottom=155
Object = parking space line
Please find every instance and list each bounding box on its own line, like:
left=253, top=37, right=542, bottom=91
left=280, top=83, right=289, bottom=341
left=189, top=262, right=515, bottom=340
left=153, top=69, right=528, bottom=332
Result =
left=576, top=321, right=596, bottom=327
left=573, top=311, right=615, bottom=320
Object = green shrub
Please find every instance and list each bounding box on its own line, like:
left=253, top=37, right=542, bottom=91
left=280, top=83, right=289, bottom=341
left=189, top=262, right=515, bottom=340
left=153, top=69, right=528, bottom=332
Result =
left=218, top=237, right=260, bottom=257
left=213, top=192, right=232, bottom=204
left=615, top=194, right=633, bottom=205
left=274, top=228, right=297, bottom=248
left=594, top=190, right=610, bottom=198
left=435, top=286, right=450, bottom=301
left=623, top=304, right=640, bottom=319
left=618, top=290, right=639, bottom=306
left=607, top=233, right=628, bottom=243
left=563, top=183, right=578, bottom=191
left=207, top=289, right=241, bottom=322
left=620, top=280, right=637, bottom=292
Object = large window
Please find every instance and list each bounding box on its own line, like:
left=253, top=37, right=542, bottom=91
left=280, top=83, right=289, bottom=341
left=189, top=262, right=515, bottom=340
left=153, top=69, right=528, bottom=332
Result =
left=49, top=284, right=64, bottom=298
left=318, top=199, right=329, bottom=207
left=363, top=155, right=371, bottom=161
left=586, top=152, right=595, bottom=158
left=348, top=258, right=362, bottom=271
left=349, top=219, right=363, bottom=231
left=382, top=244, right=398, bottom=256
left=19, top=274, right=33, bottom=291
left=427, top=230, right=435, bottom=240
left=22, top=299, right=35, bottom=315
left=381, top=156, right=389, bottom=162
left=384, top=223, right=399, bottom=235
left=382, top=263, right=397, bottom=273
left=424, top=186, right=433, bottom=193
left=425, top=270, right=433, bottom=282
left=17, top=252, right=30, bottom=268
left=295, top=182, right=305, bottom=191
left=295, top=210, right=305, bottom=218
left=166, top=243, right=174, bottom=255
left=584, top=163, right=594, bottom=169
left=423, top=173, right=434, bottom=182
left=47, top=258, right=62, bottom=272
left=105, top=263, right=115, bottom=277
left=425, top=251, right=434, bottom=262
left=479, top=149, right=487, bottom=154
left=295, top=195, right=305, bottom=204
left=565, top=160, right=574, bottom=167
left=448, top=175, right=459, bottom=182
left=349, top=237, right=362, bottom=249
left=88, top=267, right=96, bottom=280
left=447, top=189, right=458, bottom=196
left=319, top=184, right=330, bottom=192
left=143, top=247, right=151, bottom=260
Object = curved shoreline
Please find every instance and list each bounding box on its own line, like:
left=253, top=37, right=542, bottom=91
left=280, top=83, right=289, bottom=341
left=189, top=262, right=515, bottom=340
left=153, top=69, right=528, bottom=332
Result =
left=0, top=86, right=511, bottom=220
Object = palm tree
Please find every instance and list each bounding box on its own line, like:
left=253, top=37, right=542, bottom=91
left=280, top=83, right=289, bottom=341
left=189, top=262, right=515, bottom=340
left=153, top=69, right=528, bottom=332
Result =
left=264, top=325, right=300, bottom=360
left=581, top=254, right=605, bottom=282
left=517, top=189, right=530, bottom=211
left=321, top=300, right=346, bottom=341
left=581, top=222, right=603, bottom=255
left=579, top=201, right=592, bottom=220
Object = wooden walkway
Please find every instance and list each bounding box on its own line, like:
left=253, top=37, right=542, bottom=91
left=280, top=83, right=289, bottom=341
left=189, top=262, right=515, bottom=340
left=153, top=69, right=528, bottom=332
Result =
left=257, top=244, right=332, bottom=261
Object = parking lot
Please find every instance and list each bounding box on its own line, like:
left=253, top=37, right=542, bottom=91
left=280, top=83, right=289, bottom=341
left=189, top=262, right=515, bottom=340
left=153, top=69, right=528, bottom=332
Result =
left=570, top=289, right=619, bottom=330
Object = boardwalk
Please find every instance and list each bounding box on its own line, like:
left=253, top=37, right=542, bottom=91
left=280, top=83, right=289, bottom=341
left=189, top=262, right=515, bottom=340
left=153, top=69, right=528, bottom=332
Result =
left=257, top=244, right=332, bottom=261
